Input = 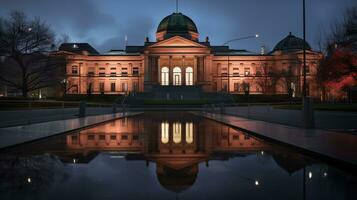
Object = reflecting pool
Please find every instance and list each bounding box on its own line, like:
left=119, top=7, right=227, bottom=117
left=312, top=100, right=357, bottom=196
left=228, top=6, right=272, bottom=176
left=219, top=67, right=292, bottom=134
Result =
left=0, top=112, right=356, bottom=200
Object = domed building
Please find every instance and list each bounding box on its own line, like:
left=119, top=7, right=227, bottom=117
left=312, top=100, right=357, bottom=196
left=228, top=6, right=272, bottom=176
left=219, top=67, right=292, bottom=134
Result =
left=156, top=12, right=199, bottom=41
left=59, top=11, right=322, bottom=98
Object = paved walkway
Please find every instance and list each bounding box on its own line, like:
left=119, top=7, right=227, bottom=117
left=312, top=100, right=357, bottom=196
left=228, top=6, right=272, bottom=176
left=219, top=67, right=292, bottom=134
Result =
left=0, top=112, right=141, bottom=149
left=198, top=112, right=357, bottom=169
left=224, top=106, right=357, bottom=133
left=0, top=107, right=115, bottom=128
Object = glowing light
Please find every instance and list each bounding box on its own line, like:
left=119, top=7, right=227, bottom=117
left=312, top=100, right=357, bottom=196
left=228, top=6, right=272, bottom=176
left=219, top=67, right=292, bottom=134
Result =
left=255, top=180, right=259, bottom=186
left=255, top=34, right=259, bottom=38
left=323, top=172, right=328, bottom=177
left=73, top=158, right=76, bottom=164
left=260, top=151, right=264, bottom=155
left=28, top=27, right=32, bottom=32
left=161, top=122, right=169, bottom=144
left=27, top=177, right=31, bottom=183
left=308, top=172, right=312, bottom=179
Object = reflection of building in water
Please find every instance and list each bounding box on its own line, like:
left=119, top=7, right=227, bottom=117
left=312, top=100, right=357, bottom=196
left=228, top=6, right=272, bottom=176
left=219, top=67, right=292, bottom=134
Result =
left=1, top=113, right=313, bottom=194
left=64, top=113, right=273, bottom=193
left=67, top=117, right=145, bottom=151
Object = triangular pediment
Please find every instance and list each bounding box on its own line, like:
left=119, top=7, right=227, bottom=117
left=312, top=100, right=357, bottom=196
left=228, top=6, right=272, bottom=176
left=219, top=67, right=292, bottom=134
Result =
left=149, top=36, right=207, bottom=48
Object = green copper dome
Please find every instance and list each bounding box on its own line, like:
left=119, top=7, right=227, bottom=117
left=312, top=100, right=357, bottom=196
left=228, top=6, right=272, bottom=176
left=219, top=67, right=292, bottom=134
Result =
left=157, top=12, right=198, bottom=35
left=273, top=32, right=312, bottom=51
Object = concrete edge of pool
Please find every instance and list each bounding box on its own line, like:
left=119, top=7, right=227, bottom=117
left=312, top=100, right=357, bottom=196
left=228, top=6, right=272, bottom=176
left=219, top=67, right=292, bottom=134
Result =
left=0, top=112, right=143, bottom=150
left=193, top=111, right=357, bottom=173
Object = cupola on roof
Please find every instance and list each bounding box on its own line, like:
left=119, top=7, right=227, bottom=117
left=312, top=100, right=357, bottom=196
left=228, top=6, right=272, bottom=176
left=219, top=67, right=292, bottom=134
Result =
left=273, top=32, right=312, bottom=52
left=156, top=12, right=199, bottom=41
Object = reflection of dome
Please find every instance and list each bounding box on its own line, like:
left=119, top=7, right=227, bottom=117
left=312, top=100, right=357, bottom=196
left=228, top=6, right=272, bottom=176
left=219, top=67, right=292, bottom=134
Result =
left=272, top=152, right=311, bottom=175
left=156, top=12, right=199, bottom=41
left=273, top=32, right=311, bottom=52
left=156, top=164, right=198, bottom=193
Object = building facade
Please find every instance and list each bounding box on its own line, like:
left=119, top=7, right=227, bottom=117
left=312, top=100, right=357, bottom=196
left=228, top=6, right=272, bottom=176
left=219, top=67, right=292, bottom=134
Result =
left=59, top=12, right=322, bottom=97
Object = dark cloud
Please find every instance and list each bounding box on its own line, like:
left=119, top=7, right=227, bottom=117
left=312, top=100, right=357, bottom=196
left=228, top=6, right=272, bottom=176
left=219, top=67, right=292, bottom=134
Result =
left=0, top=0, right=355, bottom=53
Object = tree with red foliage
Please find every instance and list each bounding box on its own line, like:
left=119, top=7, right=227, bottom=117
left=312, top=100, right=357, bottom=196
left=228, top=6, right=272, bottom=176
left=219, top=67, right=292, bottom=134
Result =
left=317, top=49, right=357, bottom=100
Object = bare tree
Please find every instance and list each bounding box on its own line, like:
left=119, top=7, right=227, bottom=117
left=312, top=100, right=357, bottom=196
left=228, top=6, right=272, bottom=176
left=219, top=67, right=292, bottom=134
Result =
left=0, top=11, right=63, bottom=97
left=255, top=65, right=281, bottom=94
left=279, top=67, right=298, bottom=98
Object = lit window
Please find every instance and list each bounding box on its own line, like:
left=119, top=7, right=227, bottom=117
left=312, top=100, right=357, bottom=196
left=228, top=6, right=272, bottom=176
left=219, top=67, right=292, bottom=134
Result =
left=173, top=122, right=182, bottom=143
left=185, top=122, right=193, bottom=144
left=185, top=67, right=193, bottom=86
left=173, top=67, right=181, bottom=86
left=244, top=68, right=250, bottom=76
left=161, top=67, right=169, bottom=86
left=161, top=122, right=169, bottom=144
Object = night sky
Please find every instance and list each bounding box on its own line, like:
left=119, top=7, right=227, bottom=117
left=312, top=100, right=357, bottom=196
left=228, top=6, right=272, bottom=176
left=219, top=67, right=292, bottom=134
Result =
left=0, top=0, right=355, bottom=53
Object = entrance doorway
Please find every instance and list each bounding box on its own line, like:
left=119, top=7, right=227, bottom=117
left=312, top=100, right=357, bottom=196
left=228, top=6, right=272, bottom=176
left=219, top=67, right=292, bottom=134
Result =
left=173, top=67, right=181, bottom=86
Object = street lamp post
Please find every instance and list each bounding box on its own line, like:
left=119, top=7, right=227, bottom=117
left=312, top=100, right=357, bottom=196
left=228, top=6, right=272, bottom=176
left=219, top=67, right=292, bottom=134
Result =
left=302, top=0, right=315, bottom=128
left=222, top=34, right=259, bottom=94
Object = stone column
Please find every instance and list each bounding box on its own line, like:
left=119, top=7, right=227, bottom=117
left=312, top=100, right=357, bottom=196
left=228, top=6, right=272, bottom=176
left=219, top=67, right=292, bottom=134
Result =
left=158, top=57, right=161, bottom=85
left=144, top=54, right=151, bottom=92
left=193, top=56, right=198, bottom=85
left=169, top=56, right=173, bottom=85
left=182, top=56, right=186, bottom=86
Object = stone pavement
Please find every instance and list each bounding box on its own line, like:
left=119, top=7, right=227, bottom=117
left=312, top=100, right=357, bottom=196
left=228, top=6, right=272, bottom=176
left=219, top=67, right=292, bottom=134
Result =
left=224, top=105, right=357, bottom=133
left=197, top=112, right=357, bottom=169
left=0, top=107, right=115, bottom=128
left=0, top=112, right=142, bottom=149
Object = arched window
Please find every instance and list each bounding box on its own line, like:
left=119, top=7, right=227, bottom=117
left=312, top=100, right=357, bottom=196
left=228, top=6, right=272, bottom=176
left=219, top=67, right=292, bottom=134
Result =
left=161, top=122, right=169, bottom=144
left=185, top=67, right=193, bottom=86
left=161, top=67, right=169, bottom=86
left=173, top=67, right=181, bottom=86
left=185, top=122, right=193, bottom=144
left=173, top=122, right=182, bottom=143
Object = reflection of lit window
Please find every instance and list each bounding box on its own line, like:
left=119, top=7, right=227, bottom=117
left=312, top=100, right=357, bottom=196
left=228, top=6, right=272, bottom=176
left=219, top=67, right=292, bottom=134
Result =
left=161, top=122, right=169, bottom=144
left=185, top=122, right=193, bottom=144
left=173, top=122, right=182, bottom=143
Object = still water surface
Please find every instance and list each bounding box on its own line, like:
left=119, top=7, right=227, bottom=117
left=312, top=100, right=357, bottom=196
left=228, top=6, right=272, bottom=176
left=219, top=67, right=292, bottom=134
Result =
left=0, top=112, right=356, bottom=200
